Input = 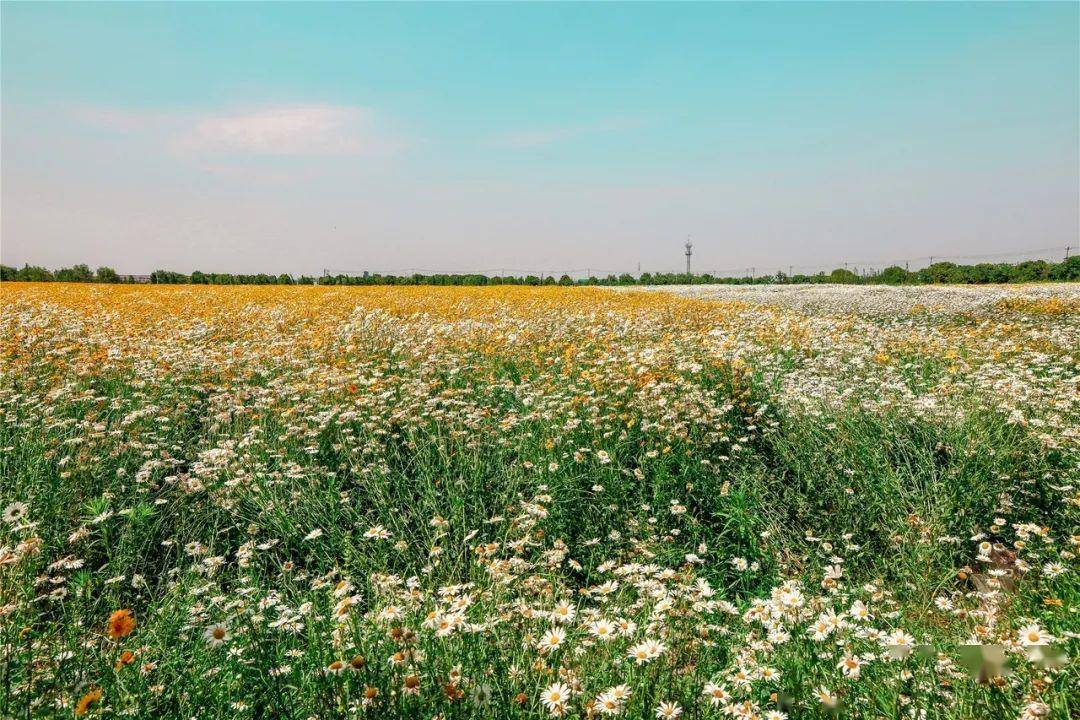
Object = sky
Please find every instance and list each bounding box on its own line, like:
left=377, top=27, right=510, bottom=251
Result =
left=2, top=2, right=1078, bottom=277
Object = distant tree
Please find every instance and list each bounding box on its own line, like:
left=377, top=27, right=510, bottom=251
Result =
left=1011, top=260, right=1051, bottom=283
left=961, top=264, right=996, bottom=284
left=7, top=256, right=1080, bottom=287
left=150, top=270, right=189, bottom=284
left=829, top=268, right=859, bottom=284
left=916, top=262, right=955, bottom=284
left=16, top=265, right=53, bottom=282
left=55, top=264, right=95, bottom=282
left=878, top=266, right=909, bottom=285
left=95, top=266, right=121, bottom=283
left=1050, top=256, right=1080, bottom=281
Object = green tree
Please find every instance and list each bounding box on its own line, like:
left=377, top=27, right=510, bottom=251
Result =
left=95, top=266, right=121, bottom=283
left=1050, top=256, right=1079, bottom=281
left=16, top=265, right=53, bottom=282
left=828, top=268, right=859, bottom=284
left=55, top=264, right=95, bottom=282
left=878, top=266, right=909, bottom=285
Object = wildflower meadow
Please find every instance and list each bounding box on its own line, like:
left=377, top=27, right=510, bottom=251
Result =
left=1, top=283, right=1077, bottom=720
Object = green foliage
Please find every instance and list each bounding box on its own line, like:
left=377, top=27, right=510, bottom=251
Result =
left=95, top=266, right=121, bottom=283
left=879, top=266, right=909, bottom=284
left=828, top=268, right=860, bottom=284
left=54, top=263, right=95, bottom=282
left=5, top=256, right=1079, bottom=286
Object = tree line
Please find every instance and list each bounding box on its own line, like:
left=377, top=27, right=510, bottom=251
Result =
left=2, top=257, right=1078, bottom=287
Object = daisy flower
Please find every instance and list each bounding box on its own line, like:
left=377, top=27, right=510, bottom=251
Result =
left=364, top=525, right=391, bottom=540
left=703, top=682, right=729, bottom=707
left=595, top=692, right=622, bottom=716
left=588, top=619, right=616, bottom=641
left=627, top=638, right=665, bottom=665
left=203, top=623, right=230, bottom=646
left=538, top=626, right=566, bottom=653
left=816, top=686, right=838, bottom=709
left=551, top=600, right=576, bottom=624
left=1018, top=623, right=1054, bottom=646
left=655, top=701, right=683, bottom=719
left=2, top=501, right=28, bottom=525
left=838, top=654, right=863, bottom=679
left=541, top=682, right=571, bottom=715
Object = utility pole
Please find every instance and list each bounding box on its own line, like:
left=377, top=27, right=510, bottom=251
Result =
left=1066, top=246, right=1071, bottom=260
left=684, top=237, right=693, bottom=275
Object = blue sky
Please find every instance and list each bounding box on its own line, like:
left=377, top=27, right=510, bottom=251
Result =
left=3, top=2, right=1077, bottom=276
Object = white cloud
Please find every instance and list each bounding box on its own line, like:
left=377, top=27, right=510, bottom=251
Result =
left=180, top=105, right=378, bottom=156
left=76, top=103, right=397, bottom=158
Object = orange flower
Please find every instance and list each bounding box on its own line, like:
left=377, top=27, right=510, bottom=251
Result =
left=75, top=687, right=103, bottom=716
left=114, top=650, right=135, bottom=669
left=107, top=609, right=136, bottom=640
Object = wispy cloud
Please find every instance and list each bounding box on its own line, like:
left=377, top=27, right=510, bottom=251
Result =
left=178, top=105, right=381, bottom=156
left=76, top=103, right=399, bottom=158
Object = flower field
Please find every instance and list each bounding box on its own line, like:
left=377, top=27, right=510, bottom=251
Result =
left=1, top=282, right=1077, bottom=720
